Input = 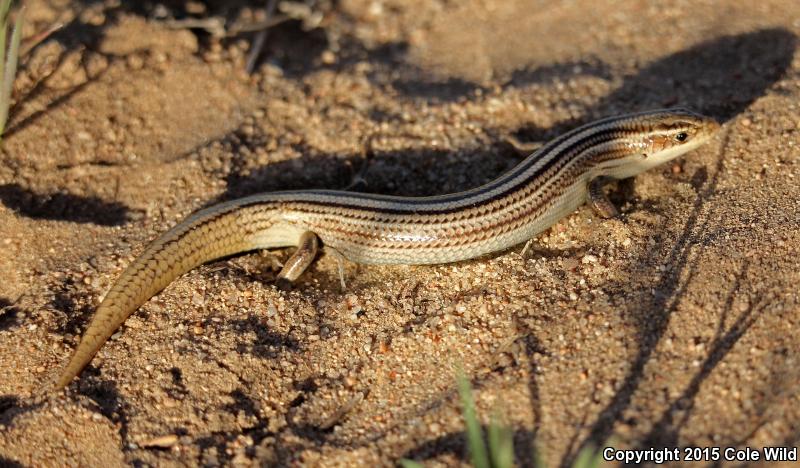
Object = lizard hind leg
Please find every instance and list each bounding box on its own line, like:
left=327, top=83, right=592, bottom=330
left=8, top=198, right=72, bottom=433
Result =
left=275, top=231, right=320, bottom=290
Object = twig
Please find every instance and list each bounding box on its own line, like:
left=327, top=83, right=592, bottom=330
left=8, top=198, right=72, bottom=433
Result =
left=245, top=0, right=279, bottom=74
left=19, top=20, right=63, bottom=57
left=163, top=15, right=291, bottom=37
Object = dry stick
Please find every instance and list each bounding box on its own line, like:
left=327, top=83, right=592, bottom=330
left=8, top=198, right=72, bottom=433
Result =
left=19, top=21, right=63, bottom=57
left=163, top=17, right=226, bottom=36
left=245, top=0, right=279, bottom=74
left=163, top=16, right=290, bottom=37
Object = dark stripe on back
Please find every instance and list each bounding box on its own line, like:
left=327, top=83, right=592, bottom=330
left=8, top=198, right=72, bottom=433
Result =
left=225, top=111, right=658, bottom=218
left=276, top=126, right=623, bottom=216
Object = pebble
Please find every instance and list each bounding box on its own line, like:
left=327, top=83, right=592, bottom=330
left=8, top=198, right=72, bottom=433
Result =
left=141, top=434, right=179, bottom=448
left=321, top=50, right=336, bottom=64
left=581, top=254, right=598, bottom=264
left=563, top=258, right=580, bottom=270
left=192, top=292, right=205, bottom=306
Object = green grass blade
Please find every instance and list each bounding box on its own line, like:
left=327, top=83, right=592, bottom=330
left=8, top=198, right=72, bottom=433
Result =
left=400, top=459, right=425, bottom=468
left=0, top=2, right=8, bottom=107
left=0, top=3, right=22, bottom=137
left=0, top=0, right=14, bottom=109
left=532, top=444, right=547, bottom=468
left=0, top=0, right=11, bottom=25
left=457, top=370, right=490, bottom=468
left=573, top=444, right=603, bottom=468
left=487, top=411, right=514, bottom=468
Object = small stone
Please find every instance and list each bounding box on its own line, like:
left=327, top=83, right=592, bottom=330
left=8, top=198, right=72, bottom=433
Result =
left=562, top=258, right=580, bottom=271
left=192, top=292, right=205, bottom=306
left=581, top=254, right=598, bottom=264
left=321, top=50, right=336, bottom=64
left=185, top=1, right=206, bottom=15
left=141, top=434, right=179, bottom=448
left=126, top=54, right=144, bottom=70
left=231, top=450, right=251, bottom=467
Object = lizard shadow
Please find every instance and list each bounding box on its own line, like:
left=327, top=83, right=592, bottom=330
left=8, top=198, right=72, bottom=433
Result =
left=218, top=138, right=523, bottom=201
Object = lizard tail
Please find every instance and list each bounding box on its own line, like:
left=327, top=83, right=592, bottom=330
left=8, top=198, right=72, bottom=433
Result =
left=50, top=202, right=281, bottom=391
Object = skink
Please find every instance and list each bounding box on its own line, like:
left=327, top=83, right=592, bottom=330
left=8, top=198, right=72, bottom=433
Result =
left=51, top=108, right=719, bottom=390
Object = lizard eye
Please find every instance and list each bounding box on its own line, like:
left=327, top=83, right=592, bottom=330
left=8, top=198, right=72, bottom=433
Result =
left=675, top=132, right=688, bottom=142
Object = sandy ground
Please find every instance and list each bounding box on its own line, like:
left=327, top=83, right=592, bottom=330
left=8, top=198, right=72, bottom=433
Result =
left=1, top=0, right=799, bottom=466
